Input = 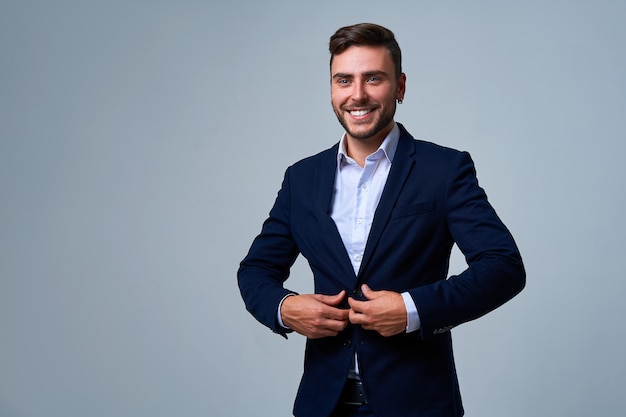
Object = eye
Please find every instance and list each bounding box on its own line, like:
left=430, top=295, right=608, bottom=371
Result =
left=367, top=76, right=379, bottom=83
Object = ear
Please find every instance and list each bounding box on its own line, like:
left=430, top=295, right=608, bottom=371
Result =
left=397, top=72, right=407, bottom=102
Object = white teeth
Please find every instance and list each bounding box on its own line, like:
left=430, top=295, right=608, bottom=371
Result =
left=350, top=110, right=369, bottom=117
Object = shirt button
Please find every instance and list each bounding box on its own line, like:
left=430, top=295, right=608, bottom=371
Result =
left=357, top=218, right=363, bottom=224
left=354, top=254, right=362, bottom=262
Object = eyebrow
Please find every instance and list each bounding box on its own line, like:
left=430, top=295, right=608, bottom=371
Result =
left=332, top=70, right=388, bottom=80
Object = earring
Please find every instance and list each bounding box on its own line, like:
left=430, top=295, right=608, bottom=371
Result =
left=397, top=98, right=403, bottom=104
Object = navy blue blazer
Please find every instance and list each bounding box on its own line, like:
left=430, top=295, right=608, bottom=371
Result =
left=238, top=124, right=525, bottom=417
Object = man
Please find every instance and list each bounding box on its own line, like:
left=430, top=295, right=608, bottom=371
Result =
left=238, top=23, right=525, bottom=417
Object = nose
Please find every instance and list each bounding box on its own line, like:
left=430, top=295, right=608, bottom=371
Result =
left=351, top=81, right=368, bottom=103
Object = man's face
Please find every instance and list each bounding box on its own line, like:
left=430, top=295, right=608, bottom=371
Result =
left=330, top=45, right=406, bottom=144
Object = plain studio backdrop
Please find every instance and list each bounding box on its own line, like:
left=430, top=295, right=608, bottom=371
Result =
left=1, top=1, right=625, bottom=416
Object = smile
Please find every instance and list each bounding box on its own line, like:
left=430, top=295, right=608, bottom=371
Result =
left=349, top=109, right=371, bottom=117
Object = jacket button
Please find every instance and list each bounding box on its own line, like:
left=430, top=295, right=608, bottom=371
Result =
left=353, top=289, right=363, bottom=298
left=343, top=339, right=352, bottom=348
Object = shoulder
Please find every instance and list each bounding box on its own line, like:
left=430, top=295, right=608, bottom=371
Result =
left=397, top=123, right=468, bottom=164
left=415, top=139, right=463, bottom=158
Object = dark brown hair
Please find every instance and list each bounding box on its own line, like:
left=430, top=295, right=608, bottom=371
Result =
left=329, top=23, right=402, bottom=79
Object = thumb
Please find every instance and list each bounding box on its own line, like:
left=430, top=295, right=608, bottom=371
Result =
left=361, top=284, right=377, bottom=299
left=317, top=290, right=346, bottom=305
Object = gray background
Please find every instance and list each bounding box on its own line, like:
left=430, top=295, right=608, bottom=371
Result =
left=2, top=1, right=625, bottom=416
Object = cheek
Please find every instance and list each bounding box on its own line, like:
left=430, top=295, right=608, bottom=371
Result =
left=330, top=94, right=345, bottom=109
left=331, top=86, right=351, bottom=101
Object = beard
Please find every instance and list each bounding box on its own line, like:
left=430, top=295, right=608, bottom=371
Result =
left=332, top=102, right=396, bottom=141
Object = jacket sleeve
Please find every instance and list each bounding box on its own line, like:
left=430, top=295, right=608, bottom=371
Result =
left=237, top=167, right=300, bottom=337
left=408, top=151, right=526, bottom=339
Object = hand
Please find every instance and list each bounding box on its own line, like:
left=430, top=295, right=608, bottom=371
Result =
left=348, top=284, right=407, bottom=337
left=280, top=291, right=349, bottom=339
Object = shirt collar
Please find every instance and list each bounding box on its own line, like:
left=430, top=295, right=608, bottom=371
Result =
left=337, top=122, right=400, bottom=165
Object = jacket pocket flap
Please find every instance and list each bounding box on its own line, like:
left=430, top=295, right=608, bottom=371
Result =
left=392, top=201, right=435, bottom=219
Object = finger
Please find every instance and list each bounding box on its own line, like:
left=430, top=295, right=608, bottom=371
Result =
left=348, top=308, right=374, bottom=330
left=305, top=313, right=349, bottom=338
left=323, top=316, right=349, bottom=332
left=348, top=308, right=363, bottom=325
left=324, top=306, right=350, bottom=321
left=347, top=296, right=365, bottom=313
left=309, top=326, right=345, bottom=339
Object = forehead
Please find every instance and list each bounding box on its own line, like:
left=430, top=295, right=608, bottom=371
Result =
left=331, top=45, right=393, bottom=75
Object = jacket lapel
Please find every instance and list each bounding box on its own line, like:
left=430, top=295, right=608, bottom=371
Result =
left=313, top=144, right=357, bottom=280
left=358, top=127, right=416, bottom=278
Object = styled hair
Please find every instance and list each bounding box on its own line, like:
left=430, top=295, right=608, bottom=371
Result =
left=329, top=23, right=402, bottom=79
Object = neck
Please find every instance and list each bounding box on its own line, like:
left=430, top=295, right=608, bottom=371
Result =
left=344, top=124, right=393, bottom=167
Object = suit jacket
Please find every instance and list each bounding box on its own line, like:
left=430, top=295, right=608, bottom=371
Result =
left=238, top=123, right=525, bottom=417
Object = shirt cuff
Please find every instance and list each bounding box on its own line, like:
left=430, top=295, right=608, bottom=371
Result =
left=401, top=292, right=421, bottom=333
left=277, top=293, right=296, bottom=329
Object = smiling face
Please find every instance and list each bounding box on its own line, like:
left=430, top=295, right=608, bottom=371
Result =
left=331, top=45, right=406, bottom=148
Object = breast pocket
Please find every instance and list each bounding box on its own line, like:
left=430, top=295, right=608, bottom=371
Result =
left=391, top=201, right=435, bottom=219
